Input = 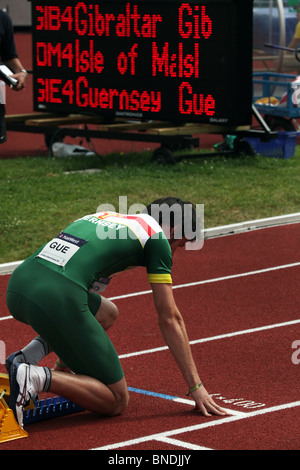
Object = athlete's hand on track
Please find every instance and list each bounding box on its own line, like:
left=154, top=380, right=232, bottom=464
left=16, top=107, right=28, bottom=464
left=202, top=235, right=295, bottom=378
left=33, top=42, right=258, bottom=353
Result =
left=191, top=385, right=230, bottom=417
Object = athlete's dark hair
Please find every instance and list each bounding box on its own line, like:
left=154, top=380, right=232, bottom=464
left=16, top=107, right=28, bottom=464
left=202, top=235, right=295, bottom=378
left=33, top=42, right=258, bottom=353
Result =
left=143, top=196, right=199, bottom=242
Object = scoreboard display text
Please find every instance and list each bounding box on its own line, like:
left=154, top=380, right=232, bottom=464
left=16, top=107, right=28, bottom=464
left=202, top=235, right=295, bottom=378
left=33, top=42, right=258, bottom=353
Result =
left=32, top=0, right=253, bottom=124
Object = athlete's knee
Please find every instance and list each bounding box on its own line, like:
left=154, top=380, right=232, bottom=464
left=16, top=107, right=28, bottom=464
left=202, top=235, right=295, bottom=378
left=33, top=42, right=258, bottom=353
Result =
left=96, top=299, right=119, bottom=330
left=107, top=378, right=130, bottom=416
left=108, top=302, right=119, bottom=326
left=109, top=388, right=129, bottom=416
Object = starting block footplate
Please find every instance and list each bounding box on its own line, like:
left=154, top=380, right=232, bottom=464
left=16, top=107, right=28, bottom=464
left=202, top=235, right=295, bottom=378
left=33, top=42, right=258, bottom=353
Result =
left=1, top=373, right=84, bottom=443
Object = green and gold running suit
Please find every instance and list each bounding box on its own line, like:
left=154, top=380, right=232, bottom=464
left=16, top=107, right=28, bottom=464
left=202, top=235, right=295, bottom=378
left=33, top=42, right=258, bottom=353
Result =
left=6, top=212, right=172, bottom=384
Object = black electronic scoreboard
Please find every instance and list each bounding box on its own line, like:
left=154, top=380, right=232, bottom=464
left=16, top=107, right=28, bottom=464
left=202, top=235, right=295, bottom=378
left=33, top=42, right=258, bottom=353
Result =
left=31, top=0, right=253, bottom=125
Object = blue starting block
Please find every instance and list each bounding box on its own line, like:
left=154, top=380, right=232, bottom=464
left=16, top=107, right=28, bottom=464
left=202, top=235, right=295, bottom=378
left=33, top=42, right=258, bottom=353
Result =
left=23, top=396, right=84, bottom=425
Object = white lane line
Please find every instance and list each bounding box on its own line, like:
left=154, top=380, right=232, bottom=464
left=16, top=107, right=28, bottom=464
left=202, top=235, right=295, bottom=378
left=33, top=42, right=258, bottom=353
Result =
left=1, top=262, right=300, bottom=322
left=154, top=436, right=213, bottom=450
left=109, top=261, right=300, bottom=301
left=0, top=315, right=13, bottom=322
left=118, top=318, right=300, bottom=359
left=92, top=400, right=300, bottom=450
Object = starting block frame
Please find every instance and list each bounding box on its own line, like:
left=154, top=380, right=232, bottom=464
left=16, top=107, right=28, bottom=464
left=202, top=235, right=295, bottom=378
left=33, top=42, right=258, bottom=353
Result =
left=0, top=373, right=84, bottom=444
left=0, top=373, right=28, bottom=443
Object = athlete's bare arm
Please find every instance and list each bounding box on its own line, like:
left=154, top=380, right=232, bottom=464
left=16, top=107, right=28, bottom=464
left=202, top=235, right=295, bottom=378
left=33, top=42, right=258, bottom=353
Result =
left=151, top=282, right=228, bottom=417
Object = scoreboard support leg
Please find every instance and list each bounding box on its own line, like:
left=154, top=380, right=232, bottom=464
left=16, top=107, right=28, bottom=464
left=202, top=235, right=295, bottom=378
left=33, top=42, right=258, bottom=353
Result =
left=5, top=105, right=278, bottom=164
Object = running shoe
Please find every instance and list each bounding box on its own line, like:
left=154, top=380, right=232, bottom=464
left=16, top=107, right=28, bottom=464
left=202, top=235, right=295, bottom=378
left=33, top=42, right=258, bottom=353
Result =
left=8, top=362, right=47, bottom=427
left=8, top=363, right=42, bottom=428
left=9, top=363, right=51, bottom=427
left=6, top=351, right=39, bottom=404
left=5, top=350, right=25, bottom=375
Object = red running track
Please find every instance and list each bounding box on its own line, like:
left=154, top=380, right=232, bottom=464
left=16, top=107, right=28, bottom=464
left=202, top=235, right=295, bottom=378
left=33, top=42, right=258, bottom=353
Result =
left=0, top=222, right=300, bottom=450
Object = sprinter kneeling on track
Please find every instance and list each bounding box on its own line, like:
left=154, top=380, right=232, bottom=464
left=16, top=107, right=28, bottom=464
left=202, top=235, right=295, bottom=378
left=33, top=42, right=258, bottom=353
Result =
left=5, top=197, right=228, bottom=428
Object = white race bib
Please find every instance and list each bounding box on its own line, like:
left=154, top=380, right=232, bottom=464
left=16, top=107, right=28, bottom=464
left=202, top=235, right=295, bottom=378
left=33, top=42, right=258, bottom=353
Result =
left=38, top=232, right=87, bottom=267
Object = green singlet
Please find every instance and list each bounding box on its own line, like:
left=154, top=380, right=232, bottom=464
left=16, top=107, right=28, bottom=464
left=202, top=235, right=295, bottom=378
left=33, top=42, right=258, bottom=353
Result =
left=6, top=211, right=173, bottom=384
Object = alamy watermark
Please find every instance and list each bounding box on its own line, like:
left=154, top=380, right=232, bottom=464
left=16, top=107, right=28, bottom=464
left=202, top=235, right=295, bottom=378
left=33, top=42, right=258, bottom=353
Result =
left=291, top=340, right=300, bottom=365
left=0, top=340, right=5, bottom=364
left=95, top=196, right=204, bottom=250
